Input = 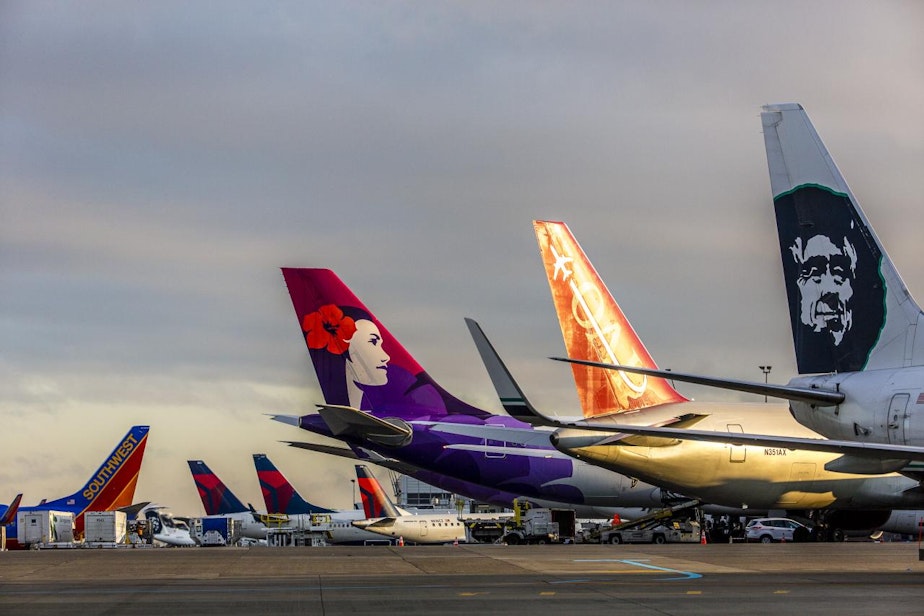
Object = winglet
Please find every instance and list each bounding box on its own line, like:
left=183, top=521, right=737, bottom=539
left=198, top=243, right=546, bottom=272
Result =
left=0, top=493, right=23, bottom=526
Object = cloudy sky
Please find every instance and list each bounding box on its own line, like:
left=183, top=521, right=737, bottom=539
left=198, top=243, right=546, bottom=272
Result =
left=2, top=1, right=922, bottom=515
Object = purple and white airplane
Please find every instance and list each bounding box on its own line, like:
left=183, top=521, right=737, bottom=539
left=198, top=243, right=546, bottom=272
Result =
left=271, top=268, right=672, bottom=517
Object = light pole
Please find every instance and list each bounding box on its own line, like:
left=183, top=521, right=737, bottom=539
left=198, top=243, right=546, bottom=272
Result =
left=759, top=365, right=772, bottom=402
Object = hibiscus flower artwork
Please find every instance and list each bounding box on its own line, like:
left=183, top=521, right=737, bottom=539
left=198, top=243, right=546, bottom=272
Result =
left=301, top=304, right=357, bottom=355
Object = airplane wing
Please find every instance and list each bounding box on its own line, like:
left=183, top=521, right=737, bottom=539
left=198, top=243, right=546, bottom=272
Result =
left=0, top=493, right=23, bottom=526
left=550, top=357, right=845, bottom=406
left=442, top=444, right=574, bottom=459
left=283, top=441, right=424, bottom=476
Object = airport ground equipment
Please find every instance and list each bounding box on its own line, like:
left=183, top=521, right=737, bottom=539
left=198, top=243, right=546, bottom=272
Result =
left=16, top=510, right=76, bottom=548
left=190, top=517, right=241, bottom=546
left=586, top=499, right=702, bottom=544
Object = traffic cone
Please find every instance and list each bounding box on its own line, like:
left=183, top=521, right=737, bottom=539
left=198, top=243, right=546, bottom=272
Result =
left=397, top=536, right=404, bottom=547
left=701, top=533, right=707, bottom=545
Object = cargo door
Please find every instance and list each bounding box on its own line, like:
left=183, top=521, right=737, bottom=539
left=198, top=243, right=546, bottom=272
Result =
left=887, top=393, right=910, bottom=444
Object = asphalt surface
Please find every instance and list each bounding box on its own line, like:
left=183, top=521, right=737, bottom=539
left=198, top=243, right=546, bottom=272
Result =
left=2, top=542, right=923, bottom=615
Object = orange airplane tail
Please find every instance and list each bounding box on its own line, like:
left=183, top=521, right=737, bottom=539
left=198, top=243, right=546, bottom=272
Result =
left=534, top=220, right=687, bottom=418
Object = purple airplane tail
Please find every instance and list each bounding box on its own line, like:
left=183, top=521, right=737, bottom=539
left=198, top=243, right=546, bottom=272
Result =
left=282, top=268, right=491, bottom=419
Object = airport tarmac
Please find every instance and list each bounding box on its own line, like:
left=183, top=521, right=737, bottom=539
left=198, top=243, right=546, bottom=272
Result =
left=2, top=542, right=923, bottom=615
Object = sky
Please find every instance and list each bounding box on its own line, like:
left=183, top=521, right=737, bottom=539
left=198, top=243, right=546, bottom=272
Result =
left=1, top=1, right=922, bottom=516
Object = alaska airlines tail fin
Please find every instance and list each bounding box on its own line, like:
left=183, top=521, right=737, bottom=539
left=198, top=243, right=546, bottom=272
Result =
left=355, top=464, right=401, bottom=519
left=187, top=460, right=247, bottom=515
left=281, top=268, right=491, bottom=419
left=42, top=426, right=150, bottom=527
left=534, top=221, right=688, bottom=418
left=252, top=453, right=335, bottom=515
left=761, top=103, right=923, bottom=374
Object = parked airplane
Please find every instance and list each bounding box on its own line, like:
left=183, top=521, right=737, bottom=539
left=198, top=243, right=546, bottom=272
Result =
left=139, top=505, right=196, bottom=547
left=187, top=460, right=271, bottom=541
left=0, top=494, right=23, bottom=526
left=271, top=268, right=668, bottom=516
left=462, top=221, right=924, bottom=536
left=548, top=105, right=924, bottom=474
left=253, top=453, right=393, bottom=544
left=5, top=425, right=150, bottom=549
left=351, top=465, right=500, bottom=544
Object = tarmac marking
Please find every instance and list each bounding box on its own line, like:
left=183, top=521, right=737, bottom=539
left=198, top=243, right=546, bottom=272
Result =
left=686, top=591, right=702, bottom=595
left=539, top=592, right=556, bottom=596
left=774, top=590, right=790, bottom=594
left=570, top=559, right=703, bottom=581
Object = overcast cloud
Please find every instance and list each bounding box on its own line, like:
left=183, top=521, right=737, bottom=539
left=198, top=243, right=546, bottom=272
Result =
left=2, top=1, right=922, bottom=514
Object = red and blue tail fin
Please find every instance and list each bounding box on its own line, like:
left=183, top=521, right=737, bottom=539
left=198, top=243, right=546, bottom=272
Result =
left=0, top=493, right=23, bottom=526
left=282, top=268, right=490, bottom=419
left=187, top=460, right=247, bottom=515
left=41, top=425, right=150, bottom=532
left=253, top=453, right=335, bottom=515
left=355, top=464, right=401, bottom=519
left=534, top=221, right=688, bottom=418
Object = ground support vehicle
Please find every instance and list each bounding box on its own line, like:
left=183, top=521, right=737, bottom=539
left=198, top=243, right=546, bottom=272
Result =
left=592, top=500, right=703, bottom=545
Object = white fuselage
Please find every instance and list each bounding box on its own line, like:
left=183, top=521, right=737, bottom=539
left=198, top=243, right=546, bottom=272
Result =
left=354, top=513, right=508, bottom=544
left=788, top=368, right=924, bottom=448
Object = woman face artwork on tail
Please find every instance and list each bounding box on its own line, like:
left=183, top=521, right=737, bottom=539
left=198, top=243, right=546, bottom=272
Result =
left=301, top=304, right=391, bottom=409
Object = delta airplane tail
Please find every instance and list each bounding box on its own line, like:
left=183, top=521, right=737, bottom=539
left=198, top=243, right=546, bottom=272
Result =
left=355, top=464, right=401, bottom=519
left=41, top=425, right=150, bottom=530
left=188, top=460, right=248, bottom=515
left=281, top=268, right=491, bottom=419
left=534, top=221, right=688, bottom=418
left=253, top=453, right=334, bottom=515
left=762, top=104, right=924, bottom=374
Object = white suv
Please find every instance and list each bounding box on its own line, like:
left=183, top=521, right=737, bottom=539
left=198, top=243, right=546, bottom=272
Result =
left=745, top=518, right=811, bottom=543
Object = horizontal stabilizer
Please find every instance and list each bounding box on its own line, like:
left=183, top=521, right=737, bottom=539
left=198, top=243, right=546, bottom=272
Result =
left=317, top=404, right=413, bottom=447
left=550, top=357, right=845, bottom=406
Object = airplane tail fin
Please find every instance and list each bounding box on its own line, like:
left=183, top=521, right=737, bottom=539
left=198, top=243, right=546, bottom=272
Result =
left=534, top=221, right=688, bottom=418
left=187, top=460, right=247, bottom=515
left=761, top=104, right=923, bottom=373
left=281, top=268, right=491, bottom=419
left=0, top=493, right=23, bottom=526
left=355, top=464, right=401, bottom=519
left=252, top=454, right=335, bottom=515
left=42, top=426, right=150, bottom=528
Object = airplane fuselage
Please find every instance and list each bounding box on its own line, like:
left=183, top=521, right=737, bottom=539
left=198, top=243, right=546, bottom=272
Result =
left=552, top=401, right=924, bottom=511
left=788, top=368, right=924, bottom=448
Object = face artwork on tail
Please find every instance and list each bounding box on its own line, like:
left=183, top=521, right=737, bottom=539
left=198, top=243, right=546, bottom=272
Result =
left=791, top=233, right=857, bottom=346
left=774, top=186, right=886, bottom=373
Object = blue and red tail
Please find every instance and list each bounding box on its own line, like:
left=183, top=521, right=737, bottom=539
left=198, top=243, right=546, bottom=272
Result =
left=253, top=453, right=334, bottom=515
left=187, top=460, right=247, bottom=515
left=355, top=464, right=400, bottom=519
left=281, top=268, right=491, bottom=419
left=41, top=425, right=150, bottom=533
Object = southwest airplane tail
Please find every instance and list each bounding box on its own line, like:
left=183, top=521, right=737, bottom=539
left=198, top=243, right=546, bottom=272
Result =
left=355, top=464, right=401, bottom=519
left=188, top=460, right=248, bottom=515
left=762, top=103, right=924, bottom=374
left=534, top=220, right=688, bottom=418
left=253, top=453, right=334, bottom=515
left=281, top=268, right=491, bottom=419
left=41, top=425, right=149, bottom=532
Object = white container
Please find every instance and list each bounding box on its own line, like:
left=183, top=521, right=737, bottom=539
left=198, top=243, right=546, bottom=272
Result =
left=17, top=510, right=75, bottom=546
left=84, top=511, right=127, bottom=543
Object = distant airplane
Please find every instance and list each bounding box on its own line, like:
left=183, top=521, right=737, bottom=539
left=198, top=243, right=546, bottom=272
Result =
left=139, top=505, right=196, bottom=547
left=465, top=221, right=924, bottom=538
left=187, top=460, right=272, bottom=541
left=352, top=465, right=501, bottom=544
left=5, top=425, right=150, bottom=549
left=271, top=268, right=668, bottom=516
left=252, top=453, right=392, bottom=544
left=0, top=493, right=23, bottom=526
